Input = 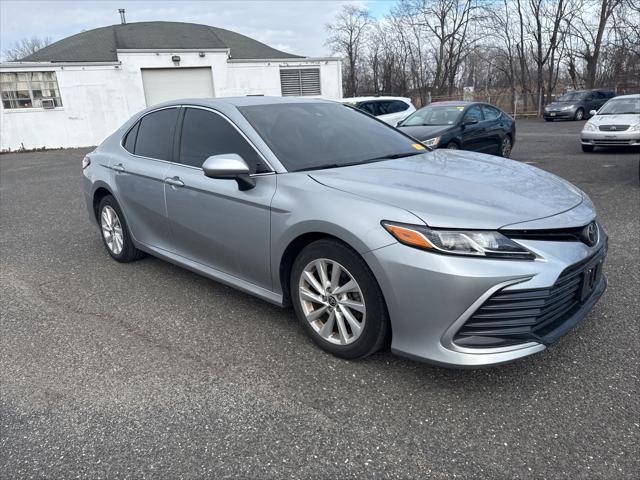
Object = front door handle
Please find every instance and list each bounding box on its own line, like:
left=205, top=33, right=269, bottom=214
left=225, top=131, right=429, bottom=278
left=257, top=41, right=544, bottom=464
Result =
left=112, top=163, right=125, bottom=173
left=164, top=176, right=185, bottom=188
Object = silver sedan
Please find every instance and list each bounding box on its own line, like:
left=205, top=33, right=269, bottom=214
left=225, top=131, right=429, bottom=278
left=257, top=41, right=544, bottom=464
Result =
left=83, top=97, right=607, bottom=367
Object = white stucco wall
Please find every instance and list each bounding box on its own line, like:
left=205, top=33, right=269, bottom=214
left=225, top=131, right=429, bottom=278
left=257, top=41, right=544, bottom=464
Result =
left=0, top=51, right=342, bottom=150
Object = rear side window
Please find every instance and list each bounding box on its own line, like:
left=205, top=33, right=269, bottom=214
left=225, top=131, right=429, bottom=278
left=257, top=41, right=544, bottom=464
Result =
left=481, top=105, right=501, bottom=120
left=134, top=108, right=179, bottom=161
left=123, top=122, right=139, bottom=153
left=386, top=100, right=409, bottom=114
left=179, top=108, right=267, bottom=172
left=463, top=105, right=484, bottom=123
left=358, top=102, right=378, bottom=116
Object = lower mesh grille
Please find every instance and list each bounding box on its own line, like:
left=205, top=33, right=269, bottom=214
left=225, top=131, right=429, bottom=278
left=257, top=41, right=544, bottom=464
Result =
left=454, top=245, right=607, bottom=348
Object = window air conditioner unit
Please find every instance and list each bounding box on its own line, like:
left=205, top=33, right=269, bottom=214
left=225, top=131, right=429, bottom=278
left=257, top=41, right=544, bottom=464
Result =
left=41, top=98, right=55, bottom=109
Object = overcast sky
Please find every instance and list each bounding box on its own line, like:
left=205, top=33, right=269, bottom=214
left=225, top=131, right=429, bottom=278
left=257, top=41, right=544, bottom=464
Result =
left=0, top=1, right=393, bottom=58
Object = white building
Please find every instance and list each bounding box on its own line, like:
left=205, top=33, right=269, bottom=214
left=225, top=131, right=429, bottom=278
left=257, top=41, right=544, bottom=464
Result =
left=0, top=21, right=342, bottom=151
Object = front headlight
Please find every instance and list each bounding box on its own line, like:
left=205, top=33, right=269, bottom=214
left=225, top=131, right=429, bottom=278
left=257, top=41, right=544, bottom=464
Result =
left=382, top=222, right=535, bottom=260
left=629, top=123, right=640, bottom=132
left=583, top=122, right=597, bottom=131
left=561, top=104, right=575, bottom=111
left=423, top=137, right=440, bottom=148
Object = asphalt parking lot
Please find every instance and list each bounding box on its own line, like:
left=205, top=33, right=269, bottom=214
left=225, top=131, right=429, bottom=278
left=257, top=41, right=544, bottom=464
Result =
left=1, top=118, right=638, bottom=479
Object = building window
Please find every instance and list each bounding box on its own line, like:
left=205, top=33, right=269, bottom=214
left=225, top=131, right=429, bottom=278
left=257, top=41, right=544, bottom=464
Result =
left=1, top=72, right=63, bottom=109
left=280, top=68, right=321, bottom=96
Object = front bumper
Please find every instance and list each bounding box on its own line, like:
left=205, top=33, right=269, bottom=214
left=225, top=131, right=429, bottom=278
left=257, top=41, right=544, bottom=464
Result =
left=581, top=130, right=640, bottom=147
left=544, top=110, right=575, bottom=119
left=364, top=232, right=608, bottom=367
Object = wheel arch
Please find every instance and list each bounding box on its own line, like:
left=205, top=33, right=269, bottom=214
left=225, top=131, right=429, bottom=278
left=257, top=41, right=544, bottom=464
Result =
left=92, top=184, right=115, bottom=222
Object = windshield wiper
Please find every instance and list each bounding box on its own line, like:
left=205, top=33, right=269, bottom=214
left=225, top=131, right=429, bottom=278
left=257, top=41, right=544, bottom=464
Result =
left=359, top=151, right=428, bottom=163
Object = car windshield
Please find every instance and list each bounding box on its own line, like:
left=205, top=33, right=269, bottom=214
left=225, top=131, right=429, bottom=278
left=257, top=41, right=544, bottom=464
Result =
left=597, top=98, right=640, bottom=115
left=400, top=105, right=464, bottom=126
left=238, top=103, right=425, bottom=172
left=557, top=92, right=586, bottom=102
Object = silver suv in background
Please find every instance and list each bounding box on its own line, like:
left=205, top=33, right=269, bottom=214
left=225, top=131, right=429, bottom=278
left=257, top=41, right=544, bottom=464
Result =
left=340, top=96, right=416, bottom=125
left=83, top=97, right=607, bottom=367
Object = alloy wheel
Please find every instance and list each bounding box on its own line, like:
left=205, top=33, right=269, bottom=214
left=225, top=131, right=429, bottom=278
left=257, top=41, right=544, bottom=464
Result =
left=502, top=137, right=512, bottom=158
left=298, top=258, right=366, bottom=345
left=575, top=109, right=584, bottom=121
left=101, top=205, right=124, bottom=255
left=447, top=142, right=459, bottom=150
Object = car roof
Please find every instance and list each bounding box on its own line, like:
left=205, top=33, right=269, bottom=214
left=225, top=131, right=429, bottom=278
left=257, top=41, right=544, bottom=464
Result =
left=427, top=101, right=472, bottom=106
left=340, top=96, right=412, bottom=103
left=607, top=93, right=639, bottom=99
left=147, top=96, right=336, bottom=110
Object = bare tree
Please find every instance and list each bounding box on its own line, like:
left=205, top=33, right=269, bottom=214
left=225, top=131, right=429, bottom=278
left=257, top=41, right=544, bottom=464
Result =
left=2, top=36, right=52, bottom=61
left=325, top=6, right=372, bottom=97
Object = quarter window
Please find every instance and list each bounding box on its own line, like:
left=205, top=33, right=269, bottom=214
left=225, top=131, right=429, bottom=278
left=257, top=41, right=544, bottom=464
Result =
left=1, top=71, right=62, bottom=109
left=179, top=108, right=268, bottom=172
left=123, top=122, right=139, bottom=153
left=385, top=100, right=409, bottom=114
left=134, top=108, right=178, bottom=161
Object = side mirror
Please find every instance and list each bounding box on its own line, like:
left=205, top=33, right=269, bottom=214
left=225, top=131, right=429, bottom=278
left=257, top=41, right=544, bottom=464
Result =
left=202, top=154, right=255, bottom=190
left=589, top=110, right=597, bottom=116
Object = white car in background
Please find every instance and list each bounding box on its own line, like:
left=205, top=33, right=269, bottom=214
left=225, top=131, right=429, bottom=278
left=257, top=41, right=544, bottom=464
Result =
left=340, top=96, right=416, bottom=125
left=580, top=94, right=640, bottom=152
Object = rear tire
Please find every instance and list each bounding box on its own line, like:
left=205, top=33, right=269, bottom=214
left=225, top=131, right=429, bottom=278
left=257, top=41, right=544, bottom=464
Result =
left=581, top=144, right=594, bottom=153
left=97, top=195, right=145, bottom=263
left=499, top=135, right=513, bottom=158
left=290, top=239, right=389, bottom=360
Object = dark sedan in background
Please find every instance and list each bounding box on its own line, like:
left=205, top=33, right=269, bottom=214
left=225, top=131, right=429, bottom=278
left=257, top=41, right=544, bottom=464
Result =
left=397, top=101, right=516, bottom=158
left=543, top=89, right=616, bottom=121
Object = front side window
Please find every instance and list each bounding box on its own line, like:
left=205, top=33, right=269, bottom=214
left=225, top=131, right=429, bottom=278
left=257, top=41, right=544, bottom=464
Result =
left=1, top=71, right=62, bottom=109
left=358, top=102, right=378, bottom=116
left=179, top=108, right=268, bottom=172
left=134, top=108, right=178, bottom=161
left=239, top=102, right=425, bottom=172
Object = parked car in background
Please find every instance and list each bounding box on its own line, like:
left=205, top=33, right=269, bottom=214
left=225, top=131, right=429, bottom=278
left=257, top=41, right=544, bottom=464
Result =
left=543, top=89, right=616, bottom=121
left=83, top=96, right=607, bottom=367
left=340, top=96, right=416, bottom=125
left=580, top=94, right=640, bottom=152
left=397, top=101, right=516, bottom=158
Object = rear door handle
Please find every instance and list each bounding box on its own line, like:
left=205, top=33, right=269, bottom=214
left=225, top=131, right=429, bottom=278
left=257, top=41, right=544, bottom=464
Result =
left=164, top=176, right=185, bottom=188
left=112, top=163, right=125, bottom=173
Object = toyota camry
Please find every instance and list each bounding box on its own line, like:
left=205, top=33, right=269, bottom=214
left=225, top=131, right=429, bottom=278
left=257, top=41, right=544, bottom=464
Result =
left=83, top=97, right=607, bottom=367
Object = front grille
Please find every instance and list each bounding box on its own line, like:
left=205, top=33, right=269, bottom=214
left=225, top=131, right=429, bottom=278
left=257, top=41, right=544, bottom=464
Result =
left=454, top=245, right=607, bottom=349
left=599, top=124, right=630, bottom=131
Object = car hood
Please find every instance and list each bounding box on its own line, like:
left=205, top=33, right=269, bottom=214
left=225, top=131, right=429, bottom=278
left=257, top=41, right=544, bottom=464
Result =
left=308, top=150, right=584, bottom=230
left=397, top=125, right=454, bottom=140
left=587, top=113, right=640, bottom=125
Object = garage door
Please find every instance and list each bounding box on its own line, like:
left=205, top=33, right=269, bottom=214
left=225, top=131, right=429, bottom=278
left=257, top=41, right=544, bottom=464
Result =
left=141, top=68, right=214, bottom=106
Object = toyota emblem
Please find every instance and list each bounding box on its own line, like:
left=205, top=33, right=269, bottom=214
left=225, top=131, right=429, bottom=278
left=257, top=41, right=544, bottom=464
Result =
left=582, top=222, right=598, bottom=246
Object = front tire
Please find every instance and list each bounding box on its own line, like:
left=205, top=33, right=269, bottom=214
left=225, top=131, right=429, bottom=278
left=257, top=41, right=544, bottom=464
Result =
left=446, top=141, right=460, bottom=150
left=581, top=144, right=594, bottom=153
left=98, top=195, right=144, bottom=263
left=574, top=108, right=584, bottom=121
left=290, top=239, right=389, bottom=359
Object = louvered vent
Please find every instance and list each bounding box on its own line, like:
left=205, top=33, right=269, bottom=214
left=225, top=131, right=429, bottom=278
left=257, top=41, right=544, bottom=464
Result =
left=280, top=68, right=321, bottom=96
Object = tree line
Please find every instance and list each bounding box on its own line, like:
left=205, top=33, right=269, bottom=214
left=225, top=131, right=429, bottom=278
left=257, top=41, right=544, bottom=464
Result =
left=326, top=0, right=640, bottom=114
